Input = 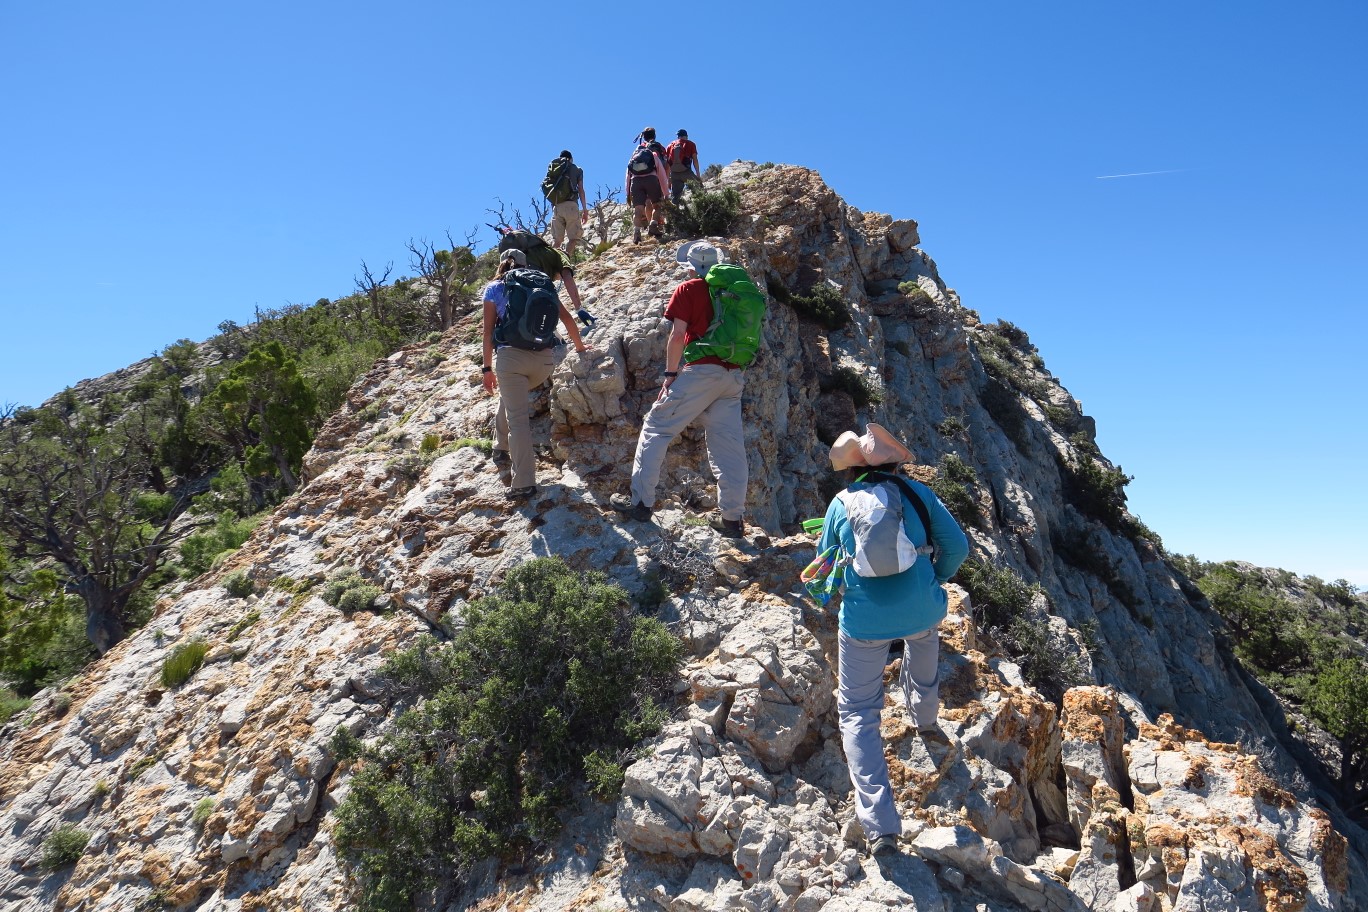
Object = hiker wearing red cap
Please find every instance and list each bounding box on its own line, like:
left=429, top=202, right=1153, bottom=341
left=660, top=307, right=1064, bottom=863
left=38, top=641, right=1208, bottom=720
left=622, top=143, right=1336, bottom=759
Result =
left=664, top=129, right=701, bottom=204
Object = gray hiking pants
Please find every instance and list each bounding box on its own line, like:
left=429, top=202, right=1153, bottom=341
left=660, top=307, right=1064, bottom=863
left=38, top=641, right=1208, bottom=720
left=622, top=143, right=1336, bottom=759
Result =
left=630, top=363, right=747, bottom=521
left=838, top=627, right=940, bottom=839
left=493, top=346, right=555, bottom=489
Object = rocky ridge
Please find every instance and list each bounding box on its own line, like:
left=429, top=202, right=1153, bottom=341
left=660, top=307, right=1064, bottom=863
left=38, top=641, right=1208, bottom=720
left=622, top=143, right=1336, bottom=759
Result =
left=0, top=163, right=1360, bottom=911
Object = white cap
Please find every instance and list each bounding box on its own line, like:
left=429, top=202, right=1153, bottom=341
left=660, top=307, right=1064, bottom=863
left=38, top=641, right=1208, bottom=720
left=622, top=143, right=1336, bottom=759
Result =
left=674, top=241, right=725, bottom=274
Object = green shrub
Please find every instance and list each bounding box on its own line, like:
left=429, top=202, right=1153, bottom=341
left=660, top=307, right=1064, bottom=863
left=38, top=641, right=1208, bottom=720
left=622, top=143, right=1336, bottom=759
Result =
left=419, top=433, right=441, bottom=455
left=161, top=640, right=209, bottom=688
left=222, top=569, right=255, bottom=599
left=956, top=559, right=1035, bottom=632
left=451, top=437, right=493, bottom=454
left=956, top=560, right=1087, bottom=700
left=1062, top=455, right=1132, bottom=532
left=702, top=163, right=723, bottom=180
left=334, top=557, right=681, bottom=912
left=897, top=281, right=933, bottom=304
left=322, top=571, right=384, bottom=613
left=583, top=749, right=628, bottom=801
left=40, top=824, right=89, bottom=870
left=0, top=688, right=31, bottom=725
left=338, top=585, right=384, bottom=614
left=824, top=366, right=883, bottom=408
left=936, top=416, right=966, bottom=438
left=182, top=512, right=261, bottom=578
left=928, top=455, right=983, bottom=531
left=192, top=797, right=215, bottom=830
left=671, top=187, right=742, bottom=237
left=785, top=283, right=851, bottom=330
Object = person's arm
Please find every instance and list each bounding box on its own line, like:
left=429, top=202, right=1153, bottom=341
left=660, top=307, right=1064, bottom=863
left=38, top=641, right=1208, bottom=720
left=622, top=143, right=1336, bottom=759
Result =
left=558, top=303, right=588, bottom=353
left=579, top=170, right=589, bottom=223
left=481, top=297, right=498, bottom=394
left=559, top=268, right=583, bottom=310
left=692, top=144, right=701, bottom=178
left=923, top=484, right=969, bottom=582
left=657, top=318, right=689, bottom=400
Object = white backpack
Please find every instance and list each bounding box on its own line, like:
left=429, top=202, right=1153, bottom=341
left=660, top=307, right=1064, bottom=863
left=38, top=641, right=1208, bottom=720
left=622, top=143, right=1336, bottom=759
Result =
left=836, top=476, right=935, bottom=578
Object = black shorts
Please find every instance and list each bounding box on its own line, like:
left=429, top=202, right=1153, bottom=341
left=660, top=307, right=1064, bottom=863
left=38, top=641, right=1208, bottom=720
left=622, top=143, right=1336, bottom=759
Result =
left=630, top=175, right=663, bottom=206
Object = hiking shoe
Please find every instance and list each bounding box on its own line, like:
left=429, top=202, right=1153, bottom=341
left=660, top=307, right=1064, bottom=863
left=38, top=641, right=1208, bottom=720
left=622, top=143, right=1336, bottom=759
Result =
left=633, top=226, right=642, bottom=243
left=508, top=485, right=537, bottom=501
left=610, top=493, right=652, bottom=522
left=491, top=449, right=511, bottom=466
left=869, top=834, right=899, bottom=858
left=709, top=515, right=745, bottom=538
left=648, top=222, right=662, bottom=238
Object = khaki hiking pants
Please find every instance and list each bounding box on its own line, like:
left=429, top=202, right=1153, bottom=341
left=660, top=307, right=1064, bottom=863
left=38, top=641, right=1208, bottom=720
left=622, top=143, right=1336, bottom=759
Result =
left=630, top=363, right=747, bottom=520
left=493, top=346, right=555, bottom=489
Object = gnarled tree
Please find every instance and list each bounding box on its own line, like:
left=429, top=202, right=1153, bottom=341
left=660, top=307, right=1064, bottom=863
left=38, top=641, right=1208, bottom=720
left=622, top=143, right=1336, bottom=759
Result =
left=0, top=406, right=195, bottom=654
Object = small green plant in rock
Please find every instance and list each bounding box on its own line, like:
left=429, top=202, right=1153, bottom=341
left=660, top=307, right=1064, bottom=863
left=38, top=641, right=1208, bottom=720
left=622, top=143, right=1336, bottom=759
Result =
left=785, top=283, right=851, bottom=330
left=323, top=570, right=385, bottom=614
left=0, top=688, right=31, bottom=725
left=93, top=779, right=111, bottom=798
left=928, top=455, right=983, bottom=530
left=161, top=640, right=209, bottom=688
left=52, top=692, right=72, bottom=716
left=334, top=557, right=680, bottom=912
left=451, top=437, right=493, bottom=454
left=339, top=585, right=384, bottom=614
left=936, top=416, right=966, bottom=438
left=1062, top=455, right=1133, bottom=532
left=419, top=433, right=442, bottom=455
left=825, top=366, right=883, bottom=408
left=671, top=186, right=742, bottom=238
left=40, top=824, right=90, bottom=870
left=226, top=609, right=260, bottom=642
left=897, top=281, right=933, bottom=305
left=223, top=570, right=254, bottom=599
left=957, top=559, right=1035, bottom=632
left=192, top=797, right=215, bottom=830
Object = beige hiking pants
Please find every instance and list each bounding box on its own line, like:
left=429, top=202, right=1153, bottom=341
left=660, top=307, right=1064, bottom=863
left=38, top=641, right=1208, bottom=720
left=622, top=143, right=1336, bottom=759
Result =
left=630, top=363, right=747, bottom=520
left=493, top=346, right=555, bottom=489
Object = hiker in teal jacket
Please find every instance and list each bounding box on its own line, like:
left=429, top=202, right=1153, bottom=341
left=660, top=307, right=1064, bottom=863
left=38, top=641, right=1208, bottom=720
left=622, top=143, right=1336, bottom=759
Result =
left=818, top=423, right=968, bottom=857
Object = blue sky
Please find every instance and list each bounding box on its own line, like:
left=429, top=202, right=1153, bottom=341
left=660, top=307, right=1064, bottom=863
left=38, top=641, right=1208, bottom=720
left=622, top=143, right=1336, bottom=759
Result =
left=2, top=1, right=1365, bottom=586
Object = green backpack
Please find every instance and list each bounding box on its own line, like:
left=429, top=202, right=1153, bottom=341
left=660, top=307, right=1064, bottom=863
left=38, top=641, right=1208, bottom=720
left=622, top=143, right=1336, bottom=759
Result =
left=541, top=158, right=578, bottom=204
left=682, top=264, right=767, bottom=368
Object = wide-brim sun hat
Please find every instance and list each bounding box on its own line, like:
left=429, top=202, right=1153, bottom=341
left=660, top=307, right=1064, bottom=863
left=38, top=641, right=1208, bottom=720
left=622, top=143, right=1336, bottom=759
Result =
left=829, top=422, right=915, bottom=470
left=674, top=241, right=725, bottom=274
left=500, top=248, right=527, bottom=267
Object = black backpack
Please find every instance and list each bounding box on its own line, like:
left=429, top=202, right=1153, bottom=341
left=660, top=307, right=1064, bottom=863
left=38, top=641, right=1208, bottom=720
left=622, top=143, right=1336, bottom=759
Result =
left=495, top=268, right=560, bottom=351
left=628, top=144, right=657, bottom=175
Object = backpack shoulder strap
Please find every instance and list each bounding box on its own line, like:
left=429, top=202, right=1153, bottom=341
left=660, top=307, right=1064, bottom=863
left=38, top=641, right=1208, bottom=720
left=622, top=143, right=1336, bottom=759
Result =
left=865, top=472, right=933, bottom=548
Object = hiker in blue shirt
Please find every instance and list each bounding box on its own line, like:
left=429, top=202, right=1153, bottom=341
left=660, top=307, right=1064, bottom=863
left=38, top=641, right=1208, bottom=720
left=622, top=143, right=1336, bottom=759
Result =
left=817, top=423, right=968, bottom=857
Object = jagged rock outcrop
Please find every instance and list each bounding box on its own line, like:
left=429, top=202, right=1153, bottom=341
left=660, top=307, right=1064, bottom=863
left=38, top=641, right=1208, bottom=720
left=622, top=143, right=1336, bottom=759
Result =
left=0, top=163, right=1359, bottom=911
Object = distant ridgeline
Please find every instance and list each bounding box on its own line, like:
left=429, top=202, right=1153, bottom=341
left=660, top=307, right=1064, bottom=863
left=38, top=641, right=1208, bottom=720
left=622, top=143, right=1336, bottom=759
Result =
left=0, top=162, right=1361, bottom=911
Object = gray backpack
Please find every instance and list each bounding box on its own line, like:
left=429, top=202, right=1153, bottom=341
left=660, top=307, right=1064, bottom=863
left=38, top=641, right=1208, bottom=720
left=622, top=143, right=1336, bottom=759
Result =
left=836, top=473, right=935, bottom=577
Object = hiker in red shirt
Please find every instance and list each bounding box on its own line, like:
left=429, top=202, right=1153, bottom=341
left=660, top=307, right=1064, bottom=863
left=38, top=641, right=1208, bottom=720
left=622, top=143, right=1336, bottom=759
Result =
left=610, top=241, right=750, bottom=538
left=625, top=127, right=670, bottom=243
left=665, top=129, right=701, bottom=204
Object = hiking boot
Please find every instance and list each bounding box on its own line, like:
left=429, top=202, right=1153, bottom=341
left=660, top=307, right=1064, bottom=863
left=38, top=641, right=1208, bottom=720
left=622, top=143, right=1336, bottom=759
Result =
left=709, top=515, right=745, bottom=539
left=609, top=493, right=652, bottom=522
left=491, top=449, right=511, bottom=467
left=633, top=225, right=642, bottom=243
left=869, top=834, right=899, bottom=858
left=647, top=222, right=662, bottom=238
left=508, top=485, right=537, bottom=502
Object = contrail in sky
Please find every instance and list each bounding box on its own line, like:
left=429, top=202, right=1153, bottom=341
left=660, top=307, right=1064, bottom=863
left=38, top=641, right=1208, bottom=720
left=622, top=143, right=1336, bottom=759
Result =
left=1095, top=169, right=1186, bottom=180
